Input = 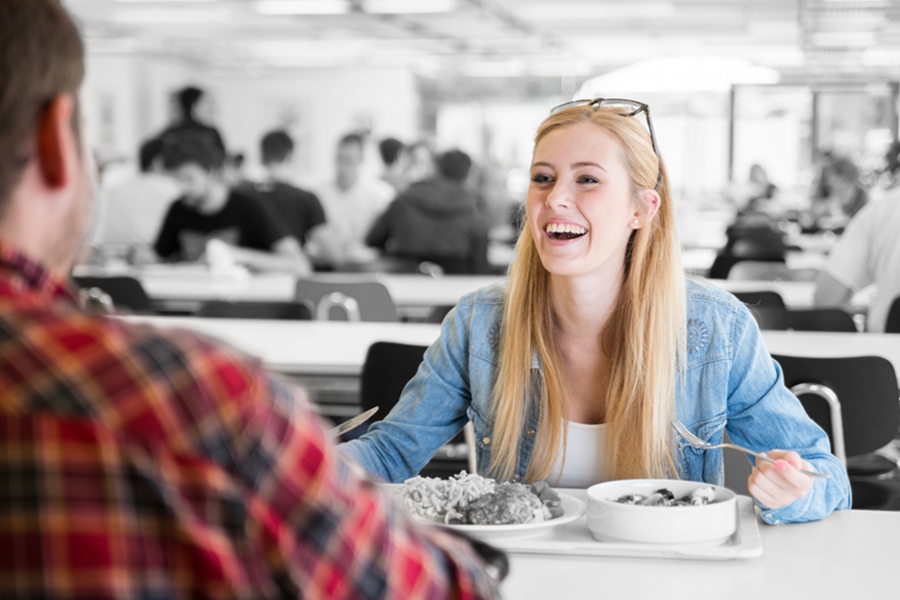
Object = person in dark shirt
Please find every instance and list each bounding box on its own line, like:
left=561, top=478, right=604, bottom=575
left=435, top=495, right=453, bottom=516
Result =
left=240, top=130, right=326, bottom=249
left=366, top=149, right=490, bottom=274
left=158, top=86, right=226, bottom=155
left=154, top=136, right=311, bottom=273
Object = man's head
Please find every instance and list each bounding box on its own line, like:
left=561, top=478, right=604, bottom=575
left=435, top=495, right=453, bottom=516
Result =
left=335, top=133, right=364, bottom=190
left=139, top=137, right=166, bottom=173
left=0, top=0, right=94, bottom=272
left=436, top=150, right=472, bottom=183
left=378, top=138, right=406, bottom=169
left=161, top=135, right=227, bottom=213
left=175, top=86, right=205, bottom=121
left=261, top=130, right=294, bottom=166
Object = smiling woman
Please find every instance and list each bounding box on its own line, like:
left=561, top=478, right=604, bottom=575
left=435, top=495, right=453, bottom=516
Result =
left=342, top=97, right=851, bottom=527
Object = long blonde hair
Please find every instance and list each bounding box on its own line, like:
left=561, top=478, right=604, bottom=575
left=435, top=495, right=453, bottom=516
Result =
left=488, top=104, right=686, bottom=482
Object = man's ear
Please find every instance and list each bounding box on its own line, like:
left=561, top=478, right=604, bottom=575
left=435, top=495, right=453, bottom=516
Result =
left=35, top=94, right=77, bottom=189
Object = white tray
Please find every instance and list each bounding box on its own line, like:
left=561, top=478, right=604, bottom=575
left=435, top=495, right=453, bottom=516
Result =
left=493, top=494, right=762, bottom=561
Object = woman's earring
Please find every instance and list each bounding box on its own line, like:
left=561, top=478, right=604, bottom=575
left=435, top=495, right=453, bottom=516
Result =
left=633, top=219, right=640, bottom=226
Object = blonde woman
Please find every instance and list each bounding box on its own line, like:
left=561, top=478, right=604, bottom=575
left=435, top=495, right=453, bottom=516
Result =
left=343, top=99, right=850, bottom=524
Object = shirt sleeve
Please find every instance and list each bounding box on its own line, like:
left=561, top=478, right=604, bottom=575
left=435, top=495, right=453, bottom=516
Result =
left=153, top=200, right=184, bottom=260
left=723, top=303, right=852, bottom=524
left=231, top=370, right=500, bottom=599
left=823, top=204, right=876, bottom=291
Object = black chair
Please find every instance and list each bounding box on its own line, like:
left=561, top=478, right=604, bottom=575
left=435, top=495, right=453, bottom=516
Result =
left=773, top=354, right=900, bottom=510
left=732, top=290, right=787, bottom=309
left=295, top=279, right=397, bottom=322
left=886, top=296, right=900, bottom=334
left=72, top=275, right=152, bottom=313
left=358, top=341, right=472, bottom=478
left=751, top=307, right=858, bottom=332
left=197, top=300, right=313, bottom=320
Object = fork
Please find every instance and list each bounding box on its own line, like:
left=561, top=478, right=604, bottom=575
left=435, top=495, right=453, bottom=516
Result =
left=671, top=419, right=831, bottom=479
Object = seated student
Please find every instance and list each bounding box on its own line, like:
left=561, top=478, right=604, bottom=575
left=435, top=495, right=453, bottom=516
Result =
left=0, top=2, right=504, bottom=597
left=366, top=149, right=490, bottom=274
left=343, top=98, right=851, bottom=525
left=154, top=135, right=312, bottom=274
left=241, top=130, right=326, bottom=250
left=378, top=136, right=409, bottom=194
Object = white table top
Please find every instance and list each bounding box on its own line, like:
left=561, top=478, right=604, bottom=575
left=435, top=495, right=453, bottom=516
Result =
left=118, top=317, right=900, bottom=379
left=503, top=493, right=896, bottom=599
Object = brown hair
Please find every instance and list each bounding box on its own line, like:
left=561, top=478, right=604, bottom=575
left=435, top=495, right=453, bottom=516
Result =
left=0, top=0, right=85, bottom=210
left=488, top=104, right=686, bottom=482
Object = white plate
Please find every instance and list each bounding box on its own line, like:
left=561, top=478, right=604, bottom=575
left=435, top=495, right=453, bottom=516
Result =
left=419, top=493, right=586, bottom=542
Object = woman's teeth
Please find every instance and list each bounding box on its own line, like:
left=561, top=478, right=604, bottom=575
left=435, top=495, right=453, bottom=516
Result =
left=545, top=222, right=587, bottom=240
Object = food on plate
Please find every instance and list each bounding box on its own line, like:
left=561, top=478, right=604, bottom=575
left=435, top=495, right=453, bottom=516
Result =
left=400, top=471, right=563, bottom=525
left=613, top=485, right=716, bottom=507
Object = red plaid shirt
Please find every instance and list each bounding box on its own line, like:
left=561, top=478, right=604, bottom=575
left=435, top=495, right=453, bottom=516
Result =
left=0, top=243, right=500, bottom=599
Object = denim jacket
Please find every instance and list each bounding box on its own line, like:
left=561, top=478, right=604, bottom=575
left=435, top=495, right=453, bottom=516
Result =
left=342, top=278, right=852, bottom=524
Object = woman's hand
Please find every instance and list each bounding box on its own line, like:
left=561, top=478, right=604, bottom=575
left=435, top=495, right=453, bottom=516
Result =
left=747, top=449, right=815, bottom=510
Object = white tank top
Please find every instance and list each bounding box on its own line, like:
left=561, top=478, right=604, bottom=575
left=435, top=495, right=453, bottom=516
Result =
left=547, top=421, right=607, bottom=488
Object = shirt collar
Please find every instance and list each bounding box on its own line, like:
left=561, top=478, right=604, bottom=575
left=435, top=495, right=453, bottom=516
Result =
left=0, top=241, right=81, bottom=306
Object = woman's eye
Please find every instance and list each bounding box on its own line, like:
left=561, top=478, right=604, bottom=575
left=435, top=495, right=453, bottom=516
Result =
left=577, top=175, right=599, bottom=184
left=531, top=174, right=553, bottom=184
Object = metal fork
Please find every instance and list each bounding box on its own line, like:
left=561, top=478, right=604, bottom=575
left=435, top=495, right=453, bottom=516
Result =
left=671, top=419, right=831, bottom=479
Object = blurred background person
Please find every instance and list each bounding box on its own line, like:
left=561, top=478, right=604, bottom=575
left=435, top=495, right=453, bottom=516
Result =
left=378, top=136, right=409, bottom=194
left=154, top=136, right=311, bottom=273
left=814, top=188, right=900, bottom=332
left=308, top=132, right=393, bottom=268
left=159, top=85, right=226, bottom=155
left=366, top=149, right=489, bottom=274
left=735, top=163, right=780, bottom=216
left=804, top=155, right=868, bottom=233
left=404, top=139, right=437, bottom=185
left=242, top=129, right=326, bottom=253
left=91, top=136, right=179, bottom=265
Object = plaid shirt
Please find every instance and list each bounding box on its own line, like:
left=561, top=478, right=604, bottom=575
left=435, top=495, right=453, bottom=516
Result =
left=0, top=243, right=500, bottom=599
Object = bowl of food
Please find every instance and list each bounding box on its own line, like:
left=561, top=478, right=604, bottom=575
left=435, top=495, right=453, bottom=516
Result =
left=586, top=479, right=737, bottom=546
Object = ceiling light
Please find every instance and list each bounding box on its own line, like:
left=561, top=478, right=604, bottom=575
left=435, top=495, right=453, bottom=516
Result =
left=254, top=0, right=350, bottom=15
left=362, top=0, right=457, bottom=13
left=111, top=8, right=234, bottom=24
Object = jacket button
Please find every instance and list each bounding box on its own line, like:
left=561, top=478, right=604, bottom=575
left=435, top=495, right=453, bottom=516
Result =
left=482, top=437, right=491, bottom=445
left=527, top=428, right=535, bottom=436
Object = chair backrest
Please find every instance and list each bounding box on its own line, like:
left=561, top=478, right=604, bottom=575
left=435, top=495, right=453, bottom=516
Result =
left=295, top=279, right=397, bottom=322
left=749, top=306, right=857, bottom=332
left=72, top=276, right=152, bottom=312
left=886, top=296, right=900, bottom=333
left=773, top=354, right=900, bottom=458
left=196, top=300, right=313, bottom=320
left=732, top=290, right=787, bottom=309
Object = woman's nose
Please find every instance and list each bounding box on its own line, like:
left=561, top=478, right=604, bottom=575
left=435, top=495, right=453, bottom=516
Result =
left=546, top=181, right=572, bottom=209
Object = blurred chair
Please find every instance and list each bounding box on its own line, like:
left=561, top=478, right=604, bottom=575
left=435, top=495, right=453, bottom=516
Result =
left=196, top=300, right=313, bottom=320
left=750, top=307, right=858, bottom=332
left=295, top=279, right=397, bottom=322
left=773, top=354, right=900, bottom=510
left=886, top=296, right=900, bottom=334
left=708, top=224, right=789, bottom=279
left=727, top=261, right=819, bottom=282
left=72, top=275, right=152, bottom=313
left=732, top=290, right=787, bottom=309
left=359, top=341, right=475, bottom=477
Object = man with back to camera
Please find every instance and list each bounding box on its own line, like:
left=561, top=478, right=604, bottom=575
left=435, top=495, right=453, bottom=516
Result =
left=154, top=135, right=313, bottom=274
left=0, top=2, right=505, bottom=597
left=366, top=149, right=491, bottom=274
left=307, top=132, right=394, bottom=266
left=814, top=188, right=900, bottom=333
left=241, top=129, right=327, bottom=251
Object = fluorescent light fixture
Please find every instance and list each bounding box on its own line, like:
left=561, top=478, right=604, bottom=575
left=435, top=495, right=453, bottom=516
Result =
left=255, top=0, right=350, bottom=15
left=810, top=31, right=877, bottom=47
left=111, top=8, right=234, bottom=23
left=362, top=0, right=456, bottom=13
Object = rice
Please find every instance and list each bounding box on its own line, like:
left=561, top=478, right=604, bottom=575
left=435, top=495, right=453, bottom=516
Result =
left=401, top=471, right=497, bottom=524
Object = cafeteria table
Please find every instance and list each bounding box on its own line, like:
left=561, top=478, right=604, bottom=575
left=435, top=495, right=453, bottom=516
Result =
left=118, top=317, right=900, bottom=381
left=502, top=489, right=895, bottom=598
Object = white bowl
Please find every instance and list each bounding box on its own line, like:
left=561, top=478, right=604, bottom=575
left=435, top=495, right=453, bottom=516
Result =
left=586, top=479, right=737, bottom=546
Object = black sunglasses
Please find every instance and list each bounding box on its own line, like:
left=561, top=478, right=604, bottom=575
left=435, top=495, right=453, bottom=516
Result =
left=550, top=97, right=662, bottom=191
